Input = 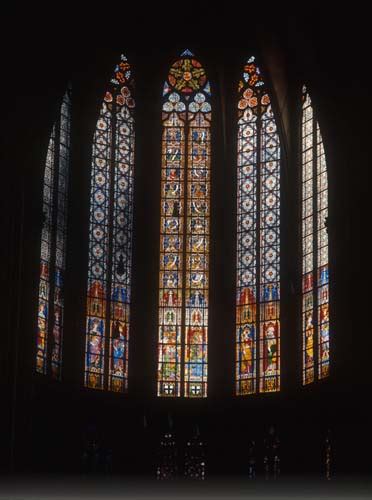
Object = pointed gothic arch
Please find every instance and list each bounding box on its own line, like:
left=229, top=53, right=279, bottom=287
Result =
left=301, top=85, right=330, bottom=384
left=36, top=86, right=71, bottom=378
left=235, top=57, right=281, bottom=395
left=84, top=55, right=135, bottom=392
left=157, top=50, right=211, bottom=398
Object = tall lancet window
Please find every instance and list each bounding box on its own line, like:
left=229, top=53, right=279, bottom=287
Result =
left=36, top=86, right=72, bottom=378
left=301, top=86, right=329, bottom=384
left=235, top=57, right=281, bottom=395
left=157, top=50, right=211, bottom=398
left=85, top=55, right=135, bottom=392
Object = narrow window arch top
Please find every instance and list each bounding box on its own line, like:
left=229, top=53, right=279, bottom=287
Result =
left=157, top=50, right=211, bottom=398
left=85, top=55, right=135, bottom=392
left=301, top=85, right=330, bottom=384
left=36, top=86, right=71, bottom=378
left=235, top=57, right=281, bottom=395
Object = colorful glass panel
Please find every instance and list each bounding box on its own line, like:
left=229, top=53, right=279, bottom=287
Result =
left=85, top=55, right=135, bottom=392
left=301, top=91, right=315, bottom=384
left=301, top=86, right=330, bottom=384
left=236, top=57, right=281, bottom=395
left=36, top=87, right=71, bottom=378
left=157, top=51, right=211, bottom=398
left=316, top=125, right=330, bottom=379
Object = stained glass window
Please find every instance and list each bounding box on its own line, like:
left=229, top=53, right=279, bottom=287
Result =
left=301, top=86, right=329, bottom=384
left=36, top=86, right=72, bottom=378
left=84, top=55, right=135, bottom=392
left=235, top=57, right=281, bottom=395
left=157, top=50, right=211, bottom=398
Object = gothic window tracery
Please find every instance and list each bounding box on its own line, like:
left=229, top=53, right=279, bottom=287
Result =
left=36, top=86, right=71, bottom=378
left=235, top=57, right=281, bottom=395
left=157, top=50, right=211, bottom=398
left=301, top=86, right=330, bottom=384
left=84, top=55, right=135, bottom=392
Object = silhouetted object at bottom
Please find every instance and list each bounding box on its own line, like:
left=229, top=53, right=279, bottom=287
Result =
left=82, top=439, right=101, bottom=474
left=248, top=440, right=256, bottom=479
left=184, top=428, right=206, bottom=480
left=324, top=429, right=332, bottom=480
left=156, top=432, right=178, bottom=480
left=263, top=425, right=280, bottom=480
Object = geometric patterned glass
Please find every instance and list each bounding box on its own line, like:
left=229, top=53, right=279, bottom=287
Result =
left=301, top=86, right=330, bottom=384
left=36, top=86, right=72, bottom=379
left=84, top=55, right=135, bottom=392
left=235, top=57, right=281, bottom=395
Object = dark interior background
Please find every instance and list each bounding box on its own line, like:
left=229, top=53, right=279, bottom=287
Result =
left=1, top=9, right=370, bottom=477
